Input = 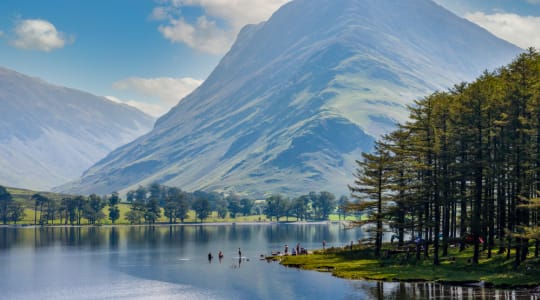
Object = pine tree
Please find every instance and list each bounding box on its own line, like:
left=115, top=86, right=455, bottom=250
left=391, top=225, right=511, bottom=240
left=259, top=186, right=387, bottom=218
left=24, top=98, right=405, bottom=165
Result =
left=348, top=143, right=392, bottom=257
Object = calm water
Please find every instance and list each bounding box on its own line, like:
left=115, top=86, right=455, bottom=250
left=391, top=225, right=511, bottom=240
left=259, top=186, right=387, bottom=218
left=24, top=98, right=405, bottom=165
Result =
left=0, top=224, right=536, bottom=300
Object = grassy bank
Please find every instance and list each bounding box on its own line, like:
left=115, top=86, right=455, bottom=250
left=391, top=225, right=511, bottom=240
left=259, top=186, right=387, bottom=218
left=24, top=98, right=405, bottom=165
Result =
left=278, top=244, right=540, bottom=288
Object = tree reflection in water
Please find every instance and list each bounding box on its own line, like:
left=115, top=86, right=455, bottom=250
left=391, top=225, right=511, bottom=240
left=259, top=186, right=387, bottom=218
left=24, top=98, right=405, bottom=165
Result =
left=353, top=281, right=537, bottom=300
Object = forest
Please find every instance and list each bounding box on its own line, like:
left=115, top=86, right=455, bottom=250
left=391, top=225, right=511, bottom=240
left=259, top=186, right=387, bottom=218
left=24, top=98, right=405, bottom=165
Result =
left=349, top=49, right=540, bottom=268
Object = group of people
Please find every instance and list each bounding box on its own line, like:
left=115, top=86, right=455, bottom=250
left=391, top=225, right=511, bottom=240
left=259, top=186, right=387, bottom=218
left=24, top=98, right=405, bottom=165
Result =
left=283, top=243, right=308, bottom=256
left=208, top=250, right=226, bottom=262
left=208, top=248, right=244, bottom=263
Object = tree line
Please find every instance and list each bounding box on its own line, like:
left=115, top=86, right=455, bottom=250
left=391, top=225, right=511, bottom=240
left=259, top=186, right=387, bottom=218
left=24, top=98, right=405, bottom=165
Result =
left=122, top=183, right=257, bottom=224
left=1, top=183, right=350, bottom=225
left=263, top=192, right=349, bottom=221
left=0, top=186, right=123, bottom=225
left=124, top=183, right=349, bottom=224
left=348, top=49, right=540, bottom=267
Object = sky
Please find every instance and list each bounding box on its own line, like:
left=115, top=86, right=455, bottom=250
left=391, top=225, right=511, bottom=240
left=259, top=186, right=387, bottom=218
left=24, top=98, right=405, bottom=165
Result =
left=0, top=0, right=539, bottom=117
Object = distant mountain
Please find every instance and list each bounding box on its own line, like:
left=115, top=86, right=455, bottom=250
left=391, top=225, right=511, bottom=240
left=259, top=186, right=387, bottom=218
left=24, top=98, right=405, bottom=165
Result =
left=0, top=67, right=154, bottom=190
left=61, top=0, right=521, bottom=197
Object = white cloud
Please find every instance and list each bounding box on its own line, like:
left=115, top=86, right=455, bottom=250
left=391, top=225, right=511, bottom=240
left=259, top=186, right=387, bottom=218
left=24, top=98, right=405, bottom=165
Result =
left=154, top=0, right=290, bottom=54
left=105, top=96, right=166, bottom=117
left=159, top=16, right=233, bottom=55
left=10, top=19, right=72, bottom=51
left=113, top=76, right=202, bottom=105
left=176, top=0, right=291, bottom=29
left=526, top=0, right=540, bottom=4
left=150, top=6, right=170, bottom=21
left=0, top=30, right=4, bottom=38
left=111, top=76, right=203, bottom=116
left=465, top=12, right=540, bottom=49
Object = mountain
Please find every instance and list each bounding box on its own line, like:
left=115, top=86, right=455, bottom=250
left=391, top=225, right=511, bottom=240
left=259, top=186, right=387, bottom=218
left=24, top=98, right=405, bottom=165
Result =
left=61, top=0, right=521, bottom=197
left=0, top=67, right=155, bottom=190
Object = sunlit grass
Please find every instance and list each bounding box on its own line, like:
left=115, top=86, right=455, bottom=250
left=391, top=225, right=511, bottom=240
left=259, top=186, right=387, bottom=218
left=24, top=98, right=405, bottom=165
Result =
left=279, top=244, right=540, bottom=288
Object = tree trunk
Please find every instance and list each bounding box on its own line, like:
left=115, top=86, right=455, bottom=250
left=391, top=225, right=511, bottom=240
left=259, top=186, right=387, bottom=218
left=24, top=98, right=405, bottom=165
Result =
left=459, top=177, right=467, bottom=252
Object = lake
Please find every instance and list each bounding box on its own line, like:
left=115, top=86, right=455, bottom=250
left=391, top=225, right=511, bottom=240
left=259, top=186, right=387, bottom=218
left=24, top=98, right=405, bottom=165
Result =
left=0, top=223, right=535, bottom=299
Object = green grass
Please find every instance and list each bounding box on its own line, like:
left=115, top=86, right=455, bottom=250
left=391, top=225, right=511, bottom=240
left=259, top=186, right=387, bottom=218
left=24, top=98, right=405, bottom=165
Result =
left=328, top=214, right=362, bottom=222
left=8, top=186, right=68, bottom=203
left=278, top=244, right=540, bottom=288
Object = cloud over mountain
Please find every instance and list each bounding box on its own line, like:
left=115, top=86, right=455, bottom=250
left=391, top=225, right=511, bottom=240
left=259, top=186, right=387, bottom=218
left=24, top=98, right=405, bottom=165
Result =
left=112, top=76, right=203, bottom=116
left=154, top=0, right=290, bottom=54
left=465, top=12, right=540, bottom=49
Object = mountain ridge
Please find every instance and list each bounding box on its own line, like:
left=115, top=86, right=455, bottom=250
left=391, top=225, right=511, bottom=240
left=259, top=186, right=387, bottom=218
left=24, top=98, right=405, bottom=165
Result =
left=0, top=66, right=155, bottom=190
left=61, top=0, right=522, bottom=196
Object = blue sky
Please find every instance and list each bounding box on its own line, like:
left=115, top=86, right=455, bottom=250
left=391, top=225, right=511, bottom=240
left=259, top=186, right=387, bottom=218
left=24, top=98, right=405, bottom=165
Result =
left=0, top=0, right=539, bottom=117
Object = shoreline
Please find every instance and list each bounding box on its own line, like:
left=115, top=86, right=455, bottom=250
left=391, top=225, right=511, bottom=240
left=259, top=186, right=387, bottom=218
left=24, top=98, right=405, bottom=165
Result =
left=0, top=220, right=341, bottom=229
left=276, top=247, right=540, bottom=290
left=281, top=259, right=540, bottom=290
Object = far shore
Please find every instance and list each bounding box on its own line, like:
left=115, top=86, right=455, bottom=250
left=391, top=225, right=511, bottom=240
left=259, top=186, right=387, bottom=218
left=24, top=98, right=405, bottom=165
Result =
left=0, top=220, right=345, bottom=229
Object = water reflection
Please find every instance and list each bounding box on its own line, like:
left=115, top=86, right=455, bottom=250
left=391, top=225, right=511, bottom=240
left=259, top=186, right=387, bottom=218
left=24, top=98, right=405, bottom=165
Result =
left=0, top=225, right=535, bottom=300
left=352, top=281, right=538, bottom=300
left=0, top=223, right=362, bottom=251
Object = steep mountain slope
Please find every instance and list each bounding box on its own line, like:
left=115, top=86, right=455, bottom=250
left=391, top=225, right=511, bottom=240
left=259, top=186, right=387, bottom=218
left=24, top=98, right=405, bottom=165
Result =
left=0, top=67, right=154, bottom=190
left=62, top=0, right=521, bottom=196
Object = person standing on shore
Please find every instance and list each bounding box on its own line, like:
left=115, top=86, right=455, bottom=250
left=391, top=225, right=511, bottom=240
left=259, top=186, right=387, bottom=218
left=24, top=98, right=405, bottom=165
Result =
left=323, top=240, right=326, bottom=250
left=238, top=248, right=242, bottom=258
